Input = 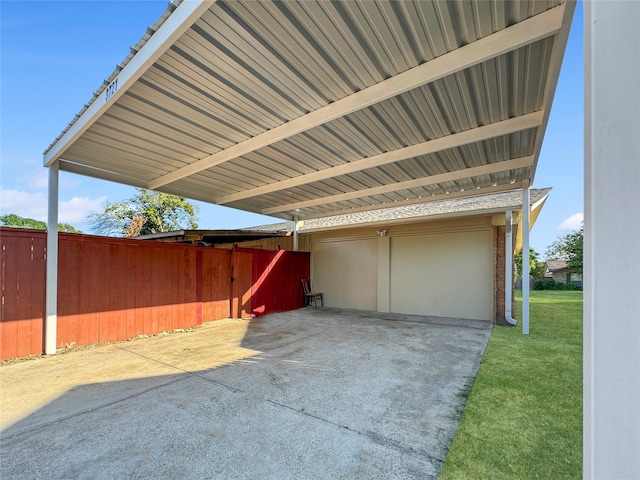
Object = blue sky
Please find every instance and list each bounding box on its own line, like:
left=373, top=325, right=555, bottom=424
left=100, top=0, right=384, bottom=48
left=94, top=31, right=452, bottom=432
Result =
left=1, top=1, right=583, bottom=256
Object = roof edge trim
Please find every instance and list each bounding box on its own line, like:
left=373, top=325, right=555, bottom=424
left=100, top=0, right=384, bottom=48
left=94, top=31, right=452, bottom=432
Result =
left=529, top=0, right=577, bottom=183
left=43, top=0, right=213, bottom=167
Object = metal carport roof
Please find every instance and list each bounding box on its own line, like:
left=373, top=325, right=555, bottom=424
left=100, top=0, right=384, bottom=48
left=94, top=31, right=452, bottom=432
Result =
left=43, top=0, right=575, bottom=222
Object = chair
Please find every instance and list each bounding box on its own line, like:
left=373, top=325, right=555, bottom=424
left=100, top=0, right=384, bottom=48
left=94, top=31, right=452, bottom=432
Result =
left=301, top=278, right=323, bottom=307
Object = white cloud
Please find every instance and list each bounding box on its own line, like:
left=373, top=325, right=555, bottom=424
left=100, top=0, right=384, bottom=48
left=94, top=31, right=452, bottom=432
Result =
left=558, top=212, right=583, bottom=232
left=19, top=169, right=49, bottom=190
left=0, top=188, right=47, bottom=220
left=59, top=196, right=107, bottom=224
left=0, top=188, right=107, bottom=228
left=12, top=168, right=80, bottom=191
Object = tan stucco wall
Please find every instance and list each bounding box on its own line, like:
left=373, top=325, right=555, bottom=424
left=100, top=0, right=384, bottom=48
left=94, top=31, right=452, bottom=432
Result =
left=389, top=230, right=493, bottom=320
left=311, top=237, right=377, bottom=310
left=309, top=216, right=495, bottom=320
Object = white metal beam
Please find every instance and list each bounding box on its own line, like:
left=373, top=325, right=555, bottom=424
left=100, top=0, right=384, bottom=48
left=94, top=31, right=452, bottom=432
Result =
left=59, top=161, right=150, bottom=189
left=148, top=5, right=565, bottom=190
left=216, top=112, right=543, bottom=205
left=377, top=234, right=391, bottom=313
left=45, top=162, right=59, bottom=355
left=43, top=0, right=213, bottom=166
left=262, top=156, right=533, bottom=215
left=585, top=2, right=640, bottom=478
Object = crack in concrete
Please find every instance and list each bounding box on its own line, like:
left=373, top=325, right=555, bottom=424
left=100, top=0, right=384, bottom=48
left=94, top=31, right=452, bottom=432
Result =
left=263, top=398, right=443, bottom=464
left=1, top=376, right=188, bottom=440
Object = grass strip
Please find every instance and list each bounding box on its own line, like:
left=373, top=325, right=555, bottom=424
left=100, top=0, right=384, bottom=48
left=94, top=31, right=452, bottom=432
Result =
left=439, top=290, right=582, bottom=479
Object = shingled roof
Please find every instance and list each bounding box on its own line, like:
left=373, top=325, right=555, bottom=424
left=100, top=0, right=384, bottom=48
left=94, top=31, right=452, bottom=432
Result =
left=248, top=187, right=551, bottom=233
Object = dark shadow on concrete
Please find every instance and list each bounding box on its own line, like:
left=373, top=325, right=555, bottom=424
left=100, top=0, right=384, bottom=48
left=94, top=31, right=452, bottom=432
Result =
left=1, top=310, right=491, bottom=479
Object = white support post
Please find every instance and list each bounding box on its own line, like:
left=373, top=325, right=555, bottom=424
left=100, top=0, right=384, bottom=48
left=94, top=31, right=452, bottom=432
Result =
left=504, top=211, right=516, bottom=325
left=292, top=216, right=299, bottom=252
left=376, top=232, right=390, bottom=313
left=585, top=2, right=640, bottom=478
left=45, top=162, right=59, bottom=355
left=521, top=181, right=530, bottom=335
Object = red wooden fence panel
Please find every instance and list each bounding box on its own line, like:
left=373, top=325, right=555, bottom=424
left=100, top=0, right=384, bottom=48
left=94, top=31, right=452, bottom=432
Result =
left=282, top=250, right=312, bottom=311
left=250, top=249, right=310, bottom=317
left=0, top=229, right=46, bottom=359
left=201, top=248, right=232, bottom=322
left=0, top=229, right=311, bottom=360
left=56, top=234, right=202, bottom=349
left=231, top=248, right=253, bottom=319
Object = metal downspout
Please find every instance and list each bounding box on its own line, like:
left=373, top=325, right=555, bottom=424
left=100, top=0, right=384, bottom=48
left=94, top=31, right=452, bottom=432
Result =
left=522, top=181, right=531, bottom=335
left=293, top=216, right=299, bottom=252
left=504, top=210, right=517, bottom=326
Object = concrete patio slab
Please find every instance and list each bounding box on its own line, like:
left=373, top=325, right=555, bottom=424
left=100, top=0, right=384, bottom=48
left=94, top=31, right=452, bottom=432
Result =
left=0, top=308, right=491, bottom=479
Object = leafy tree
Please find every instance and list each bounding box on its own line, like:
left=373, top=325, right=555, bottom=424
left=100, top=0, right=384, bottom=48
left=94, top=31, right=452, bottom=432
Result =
left=88, top=188, right=198, bottom=237
left=545, top=225, right=583, bottom=274
left=514, top=247, right=544, bottom=279
left=58, top=223, right=81, bottom=233
left=0, top=213, right=81, bottom=233
left=1, top=213, right=46, bottom=229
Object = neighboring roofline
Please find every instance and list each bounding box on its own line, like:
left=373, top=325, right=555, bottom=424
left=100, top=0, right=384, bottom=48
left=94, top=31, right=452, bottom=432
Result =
left=135, top=229, right=290, bottom=244
left=547, top=266, right=571, bottom=273
left=135, top=229, right=189, bottom=240
left=545, top=260, right=570, bottom=272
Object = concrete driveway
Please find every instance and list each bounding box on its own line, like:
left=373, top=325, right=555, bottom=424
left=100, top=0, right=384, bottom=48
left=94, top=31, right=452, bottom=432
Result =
left=1, top=308, right=491, bottom=479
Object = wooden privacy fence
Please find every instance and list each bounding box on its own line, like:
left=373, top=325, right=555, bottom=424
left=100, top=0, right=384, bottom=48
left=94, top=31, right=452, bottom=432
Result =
left=0, top=228, right=310, bottom=360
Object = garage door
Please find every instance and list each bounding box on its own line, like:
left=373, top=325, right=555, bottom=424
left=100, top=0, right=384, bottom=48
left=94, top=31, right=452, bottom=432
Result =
left=390, top=230, right=493, bottom=320
left=311, top=238, right=377, bottom=311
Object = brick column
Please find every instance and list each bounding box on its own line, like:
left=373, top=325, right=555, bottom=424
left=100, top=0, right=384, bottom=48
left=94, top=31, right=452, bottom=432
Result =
left=493, top=225, right=508, bottom=325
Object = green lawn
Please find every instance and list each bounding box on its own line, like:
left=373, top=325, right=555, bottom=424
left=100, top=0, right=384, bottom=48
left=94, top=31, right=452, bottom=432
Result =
left=439, top=290, right=583, bottom=479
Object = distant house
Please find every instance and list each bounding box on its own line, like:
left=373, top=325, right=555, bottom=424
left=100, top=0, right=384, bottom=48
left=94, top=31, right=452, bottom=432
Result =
left=545, top=260, right=582, bottom=288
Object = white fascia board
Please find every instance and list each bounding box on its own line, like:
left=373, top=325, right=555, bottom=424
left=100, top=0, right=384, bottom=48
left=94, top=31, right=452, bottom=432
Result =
left=531, top=189, right=551, bottom=211
left=43, top=0, right=213, bottom=167
left=529, top=0, right=577, bottom=184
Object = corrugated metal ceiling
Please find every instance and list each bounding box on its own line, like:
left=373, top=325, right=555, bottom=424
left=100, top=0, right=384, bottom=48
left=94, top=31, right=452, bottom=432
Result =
left=44, top=0, right=575, bottom=221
